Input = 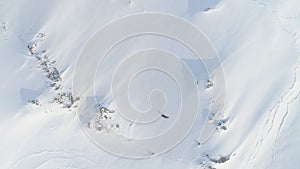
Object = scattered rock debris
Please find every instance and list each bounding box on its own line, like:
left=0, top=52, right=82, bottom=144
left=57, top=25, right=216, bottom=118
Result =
left=27, top=43, right=37, bottom=55
left=26, top=33, right=45, bottom=55
left=52, top=92, right=80, bottom=108
left=96, top=105, right=115, bottom=119
left=203, top=7, right=214, bottom=12
left=195, top=140, right=201, bottom=146
left=2, top=22, right=7, bottom=32
left=215, top=118, right=229, bottom=132
left=205, top=154, right=231, bottom=164
left=28, top=99, right=40, bottom=106
left=35, top=53, right=62, bottom=89
left=207, top=80, right=214, bottom=89
left=88, top=105, right=119, bottom=133
left=198, top=153, right=232, bottom=169
left=146, top=150, right=155, bottom=156
left=198, top=160, right=216, bottom=169
left=207, top=166, right=216, bottom=169
left=26, top=32, right=79, bottom=110
left=2, top=22, right=8, bottom=40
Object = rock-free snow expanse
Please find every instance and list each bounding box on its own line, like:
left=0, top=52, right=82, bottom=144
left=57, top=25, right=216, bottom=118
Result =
left=0, top=0, right=300, bottom=169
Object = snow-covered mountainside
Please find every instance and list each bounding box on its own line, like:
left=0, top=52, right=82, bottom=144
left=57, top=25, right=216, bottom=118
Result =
left=0, top=0, right=299, bottom=169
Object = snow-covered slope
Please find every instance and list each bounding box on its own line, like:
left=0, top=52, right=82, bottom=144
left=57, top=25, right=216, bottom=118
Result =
left=0, top=0, right=299, bottom=169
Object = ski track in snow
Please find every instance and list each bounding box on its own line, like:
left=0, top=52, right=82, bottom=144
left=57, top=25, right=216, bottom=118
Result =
left=246, top=1, right=300, bottom=168
left=8, top=150, right=96, bottom=169
left=270, top=20, right=300, bottom=168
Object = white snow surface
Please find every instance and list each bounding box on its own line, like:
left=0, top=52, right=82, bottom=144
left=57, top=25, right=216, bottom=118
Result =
left=0, top=0, right=300, bottom=169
